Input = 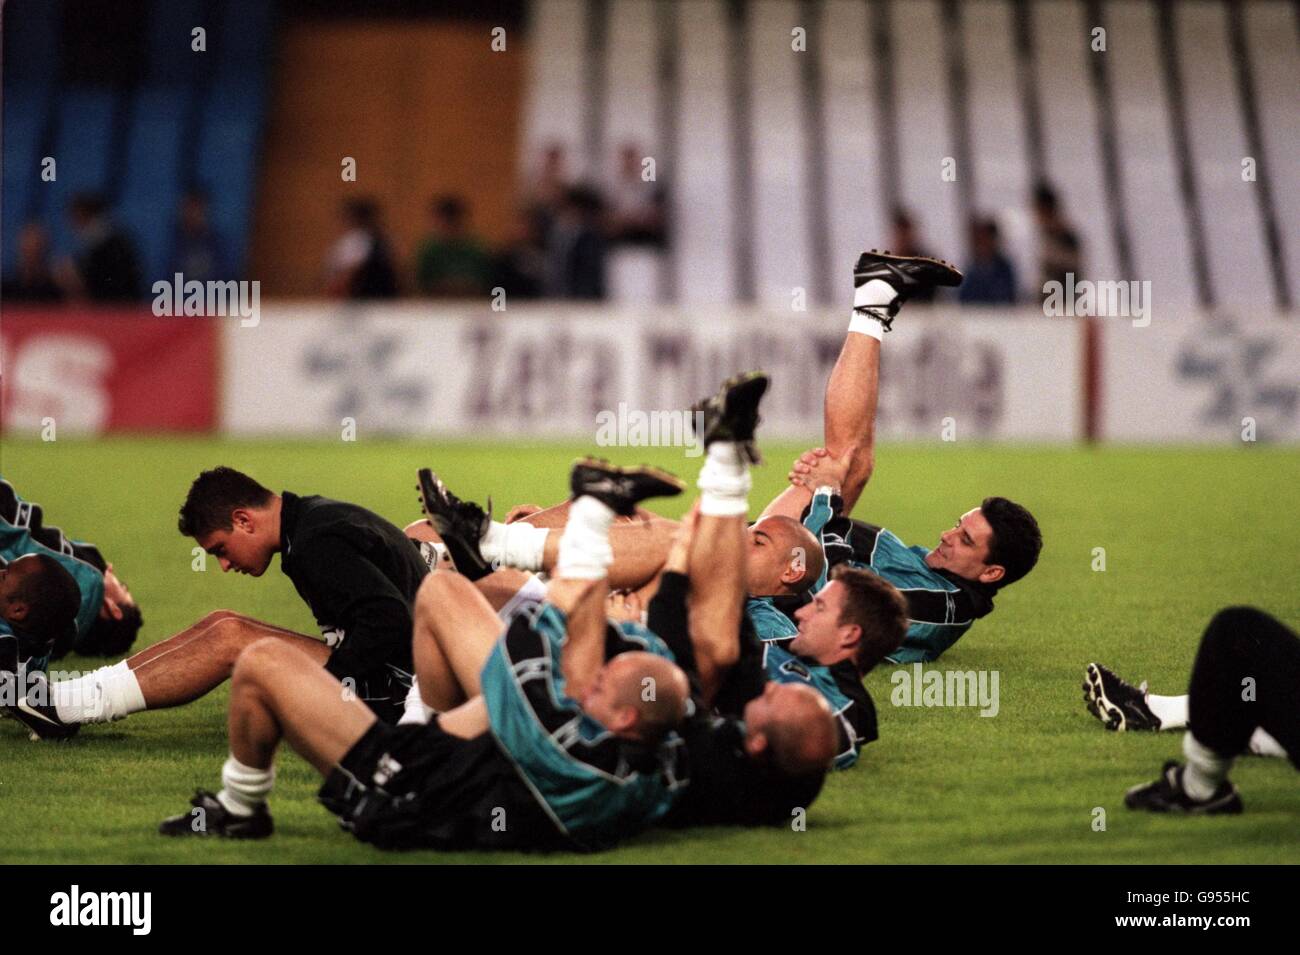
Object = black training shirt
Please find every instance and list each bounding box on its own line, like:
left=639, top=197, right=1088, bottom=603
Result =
left=277, top=491, right=426, bottom=685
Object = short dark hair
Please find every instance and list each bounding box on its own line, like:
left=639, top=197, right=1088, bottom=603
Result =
left=831, top=565, right=909, bottom=675
left=75, top=603, right=144, bottom=658
left=13, top=554, right=81, bottom=657
left=980, top=496, right=1042, bottom=587
left=178, top=467, right=273, bottom=538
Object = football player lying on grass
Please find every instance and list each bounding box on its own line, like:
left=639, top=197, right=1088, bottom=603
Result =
left=6, top=467, right=429, bottom=740
left=420, top=372, right=895, bottom=774
left=160, top=458, right=696, bottom=849
left=756, top=250, right=1041, bottom=664
left=408, top=422, right=841, bottom=829
left=0, top=554, right=82, bottom=721
left=1120, top=607, right=1298, bottom=814
left=430, top=252, right=1042, bottom=666
left=1083, top=663, right=1288, bottom=759
left=0, top=477, right=143, bottom=662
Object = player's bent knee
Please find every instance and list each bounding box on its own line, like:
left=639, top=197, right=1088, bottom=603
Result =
left=416, top=569, right=464, bottom=608
left=1204, top=606, right=1269, bottom=650
left=199, top=608, right=240, bottom=628
left=231, top=637, right=293, bottom=685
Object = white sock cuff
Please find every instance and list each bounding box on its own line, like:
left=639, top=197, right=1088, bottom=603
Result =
left=854, top=278, right=898, bottom=309
left=1145, top=692, right=1189, bottom=730
left=482, top=520, right=549, bottom=572
left=706, top=441, right=744, bottom=468
left=848, top=312, right=884, bottom=340
left=555, top=496, right=615, bottom=580
left=222, top=755, right=275, bottom=796
left=104, top=661, right=147, bottom=720
left=569, top=495, right=616, bottom=531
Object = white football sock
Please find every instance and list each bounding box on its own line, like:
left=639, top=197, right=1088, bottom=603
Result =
left=480, top=520, right=549, bottom=572
left=697, top=441, right=751, bottom=517
left=1181, top=733, right=1232, bottom=801
left=52, top=661, right=146, bottom=724
left=497, top=573, right=549, bottom=623
left=1247, top=727, right=1287, bottom=758
left=218, top=756, right=274, bottom=817
left=1145, top=692, right=1188, bottom=730
left=848, top=279, right=898, bottom=340
left=398, top=677, right=435, bottom=726
left=554, top=496, right=615, bottom=580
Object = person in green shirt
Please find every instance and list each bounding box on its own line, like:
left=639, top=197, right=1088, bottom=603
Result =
left=413, top=195, right=491, bottom=298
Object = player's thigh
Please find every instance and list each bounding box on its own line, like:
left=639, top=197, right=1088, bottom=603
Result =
left=418, top=573, right=502, bottom=696
left=242, top=641, right=376, bottom=775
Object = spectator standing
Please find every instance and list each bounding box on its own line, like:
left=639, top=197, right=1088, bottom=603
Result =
left=545, top=185, right=607, bottom=300
left=170, top=189, right=230, bottom=283
left=414, top=196, right=491, bottom=298
left=959, top=218, right=1018, bottom=305
left=324, top=198, right=398, bottom=300
left=607, top=143, right=667, bottom=247
left=2, top=223, right=63, bottom=302
left=1033, top=182, right=1082, bottom=292
left=488, top=209, right=546, bottom=301
left=60, top=194, right=142, bottom=301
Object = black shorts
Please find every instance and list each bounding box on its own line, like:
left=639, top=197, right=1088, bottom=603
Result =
left=318, top=720, right=570, bottom=852
left=330, top=666, right=410, bottom=725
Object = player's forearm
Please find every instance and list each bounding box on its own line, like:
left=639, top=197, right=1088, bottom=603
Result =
left=549, top=577, right=606, bottom=698
left=758, top=484, right=812, bottom=522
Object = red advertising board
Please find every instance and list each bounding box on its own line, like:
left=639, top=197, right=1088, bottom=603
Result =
left=0, top=308, right=218, bottom=433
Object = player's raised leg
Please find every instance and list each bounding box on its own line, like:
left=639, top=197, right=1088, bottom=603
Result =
left=416, top=467, right=679, bottom=591
left=828, top=252, right=962, bottom=512
left=548, top=457, right=685, bottom=696
left=1082, top=661, right=1288, bottom=757
left=761, top=251, right=961, bottom=521
left=686, top=372, right=769, bottom=682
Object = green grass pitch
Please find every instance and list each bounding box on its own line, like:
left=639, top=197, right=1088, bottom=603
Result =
left=1, top=437, right=1296, bottom=864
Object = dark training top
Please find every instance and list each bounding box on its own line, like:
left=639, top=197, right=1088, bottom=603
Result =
left=277, top=491, right=427, bottom=715
left=646, top=572, right=826, bottom=827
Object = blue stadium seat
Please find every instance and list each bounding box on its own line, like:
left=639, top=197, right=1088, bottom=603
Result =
left=194, top=72, right=268, bottom=277
left=146, top=0, right=209, bottom=85
left=43, top=89, right=121, bottom=258
left=217, top=0, right=274, bottom=68
left=3, top=0, right=62, bottom=84
left=117, top=89, right=188, bottom=285
left=1, top=86, right=54, bottom=275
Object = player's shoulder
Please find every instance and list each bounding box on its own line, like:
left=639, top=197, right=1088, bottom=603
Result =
left=745, top=596, right=799, bottom=640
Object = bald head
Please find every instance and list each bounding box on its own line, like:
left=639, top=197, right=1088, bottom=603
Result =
left=590, top=651, right=690, bottom=744
left=744, top=682, right=838, bottom=776
left=746, top=515, right=826, bottom=597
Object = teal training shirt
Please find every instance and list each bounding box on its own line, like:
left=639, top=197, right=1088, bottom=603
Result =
left=759, top=640, right=876, bottom=769
left=807, top=491, right=995, bottom=663
left=481, top=603, right=686, bottom=847
left=0, top=522, right=104, bottom=642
